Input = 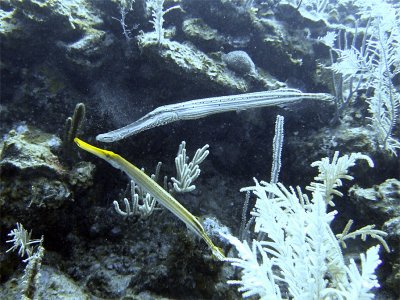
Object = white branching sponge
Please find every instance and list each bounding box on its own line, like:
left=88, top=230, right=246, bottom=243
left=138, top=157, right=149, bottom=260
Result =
left=113, top=162, right=162, bottom=218
left=171, top=141, right=209, bottom=193
left=112, top=141, right=209, bottom=219
left=113, top=179, right=158, bottom=218
left=225, top=152, right=388, bottom=299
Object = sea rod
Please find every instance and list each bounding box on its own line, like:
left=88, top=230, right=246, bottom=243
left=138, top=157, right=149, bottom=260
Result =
left=96, top=88, right=333, bottom=142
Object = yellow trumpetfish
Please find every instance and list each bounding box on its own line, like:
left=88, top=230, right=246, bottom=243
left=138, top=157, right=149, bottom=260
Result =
left=74, top=138, right=225, bottom=260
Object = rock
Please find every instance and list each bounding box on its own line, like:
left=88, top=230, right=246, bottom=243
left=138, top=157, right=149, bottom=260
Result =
left=68, top=161, right=95, bottom=190
left=350, top=178, right=400, bottom=219
left=138, top=32, right=249, bottom=93
left=182, top=18, right=225, bottom=50
left=2, top=0, right=108, bottom=73
left=0, top=125, right=65, bottom=178
left=0, top=265, right=90, bottom=300
left=0, top=125, right=94, bottom=209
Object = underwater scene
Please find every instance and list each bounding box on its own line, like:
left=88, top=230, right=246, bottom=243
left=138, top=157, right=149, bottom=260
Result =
left=1, top=0, right=399, bottom=299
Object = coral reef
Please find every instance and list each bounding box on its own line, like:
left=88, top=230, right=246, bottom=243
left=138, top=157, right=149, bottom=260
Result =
left=1, top=0, right=399, bottom=298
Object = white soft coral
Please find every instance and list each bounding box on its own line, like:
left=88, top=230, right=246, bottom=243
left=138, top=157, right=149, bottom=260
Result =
left=225, top=152, right=387, bottom=299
